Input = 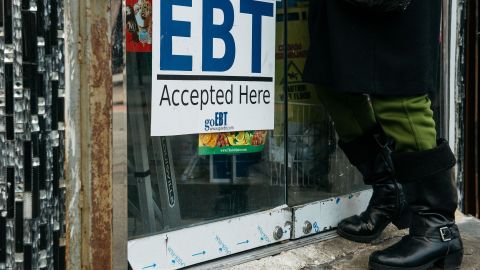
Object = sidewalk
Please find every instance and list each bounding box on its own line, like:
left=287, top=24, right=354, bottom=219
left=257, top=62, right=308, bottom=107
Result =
left=225, top=212, right=480, bottom=270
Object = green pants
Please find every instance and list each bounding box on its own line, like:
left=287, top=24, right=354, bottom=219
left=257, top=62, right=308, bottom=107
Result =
left=317, top=87, right=437, bottom=152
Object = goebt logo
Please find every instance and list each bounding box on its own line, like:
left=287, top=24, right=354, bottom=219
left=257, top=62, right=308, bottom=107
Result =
left=205, top=112, right=228, bottom=131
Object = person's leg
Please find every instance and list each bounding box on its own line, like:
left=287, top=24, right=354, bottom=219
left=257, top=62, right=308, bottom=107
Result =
left=317, top=86, right=410, bottom=243
left=316, top=86, right=376, bottom=142
left=369, top=95, right=463, bottom=270
left=370, top=94, right=437, bottom=152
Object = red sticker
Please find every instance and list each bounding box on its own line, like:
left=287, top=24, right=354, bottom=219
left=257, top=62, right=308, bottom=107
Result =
left=126, top=0, right=153, bottom=52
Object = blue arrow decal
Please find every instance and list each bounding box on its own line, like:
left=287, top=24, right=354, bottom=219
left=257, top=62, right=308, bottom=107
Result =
left=192, top=251, right=206, bottom=257
left=142, top=263, right=156, bottom=269
left=237, top=240, right=250, bottom=245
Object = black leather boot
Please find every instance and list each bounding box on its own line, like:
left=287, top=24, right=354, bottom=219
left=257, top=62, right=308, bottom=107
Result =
left=369, top=140, right=463, bottom=270
left=337, top=126, right=411, bottom=243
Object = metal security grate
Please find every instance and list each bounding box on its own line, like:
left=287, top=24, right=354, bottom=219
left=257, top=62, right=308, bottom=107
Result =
left=0, top=0, right=66, bottom=269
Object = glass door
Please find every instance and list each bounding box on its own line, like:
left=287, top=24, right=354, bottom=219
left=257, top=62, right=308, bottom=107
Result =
left=279, top=1, right=371, bottom=239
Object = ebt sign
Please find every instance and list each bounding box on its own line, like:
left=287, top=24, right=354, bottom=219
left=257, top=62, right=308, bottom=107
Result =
left=151, top=0, right=277, bottom=136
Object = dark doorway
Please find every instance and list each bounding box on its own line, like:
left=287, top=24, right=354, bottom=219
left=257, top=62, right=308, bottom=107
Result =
left=463, top=0, right=479, bottom=218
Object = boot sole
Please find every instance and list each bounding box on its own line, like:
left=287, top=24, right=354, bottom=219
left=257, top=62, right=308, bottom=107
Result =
left=336, top=226, right=383, bottom=243
left=369, top=260, right=434, bottom=270
left=369, top=250, right=463, bottom=270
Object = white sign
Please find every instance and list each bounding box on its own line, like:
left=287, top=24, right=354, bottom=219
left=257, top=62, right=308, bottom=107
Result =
left=151, top=0, right=277, bottom=136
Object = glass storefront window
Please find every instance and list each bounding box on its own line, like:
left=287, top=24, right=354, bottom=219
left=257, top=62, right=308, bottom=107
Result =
left=126, top=0, right=368, bottom=241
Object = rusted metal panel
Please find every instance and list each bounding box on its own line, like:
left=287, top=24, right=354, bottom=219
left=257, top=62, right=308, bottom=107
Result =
left=64, top=0, right=114, bottom=269
left=88, top=14, right=113, bottom=270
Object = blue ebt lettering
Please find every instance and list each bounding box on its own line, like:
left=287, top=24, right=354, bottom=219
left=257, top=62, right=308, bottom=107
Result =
left=215, top=112, right=228, bottom=126
left=160, top=0, right=193, bottom=71
left=205, top=112, right=228, bottom=131
left=240, top=0, right=274, bottom=73
left=160, top=0, right=274, bottom=73
left=203, top=0, right=235, bottom=72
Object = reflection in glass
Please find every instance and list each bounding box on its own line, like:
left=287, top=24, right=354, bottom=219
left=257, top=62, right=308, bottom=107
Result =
left=279, top=3, right=365, bottom=206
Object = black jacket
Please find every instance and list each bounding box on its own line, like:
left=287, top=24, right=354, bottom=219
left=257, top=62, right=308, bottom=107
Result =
left=303, top=0, right=442, bottom=97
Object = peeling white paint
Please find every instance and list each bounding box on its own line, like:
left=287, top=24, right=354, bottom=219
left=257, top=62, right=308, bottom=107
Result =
left=64, top=0, right=82, bottom=267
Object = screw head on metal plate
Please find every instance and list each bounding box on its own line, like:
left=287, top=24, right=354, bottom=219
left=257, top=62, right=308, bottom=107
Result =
left=273, top=226, right=284, bottom=240
left=303, top=221, right=313, bottom=234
